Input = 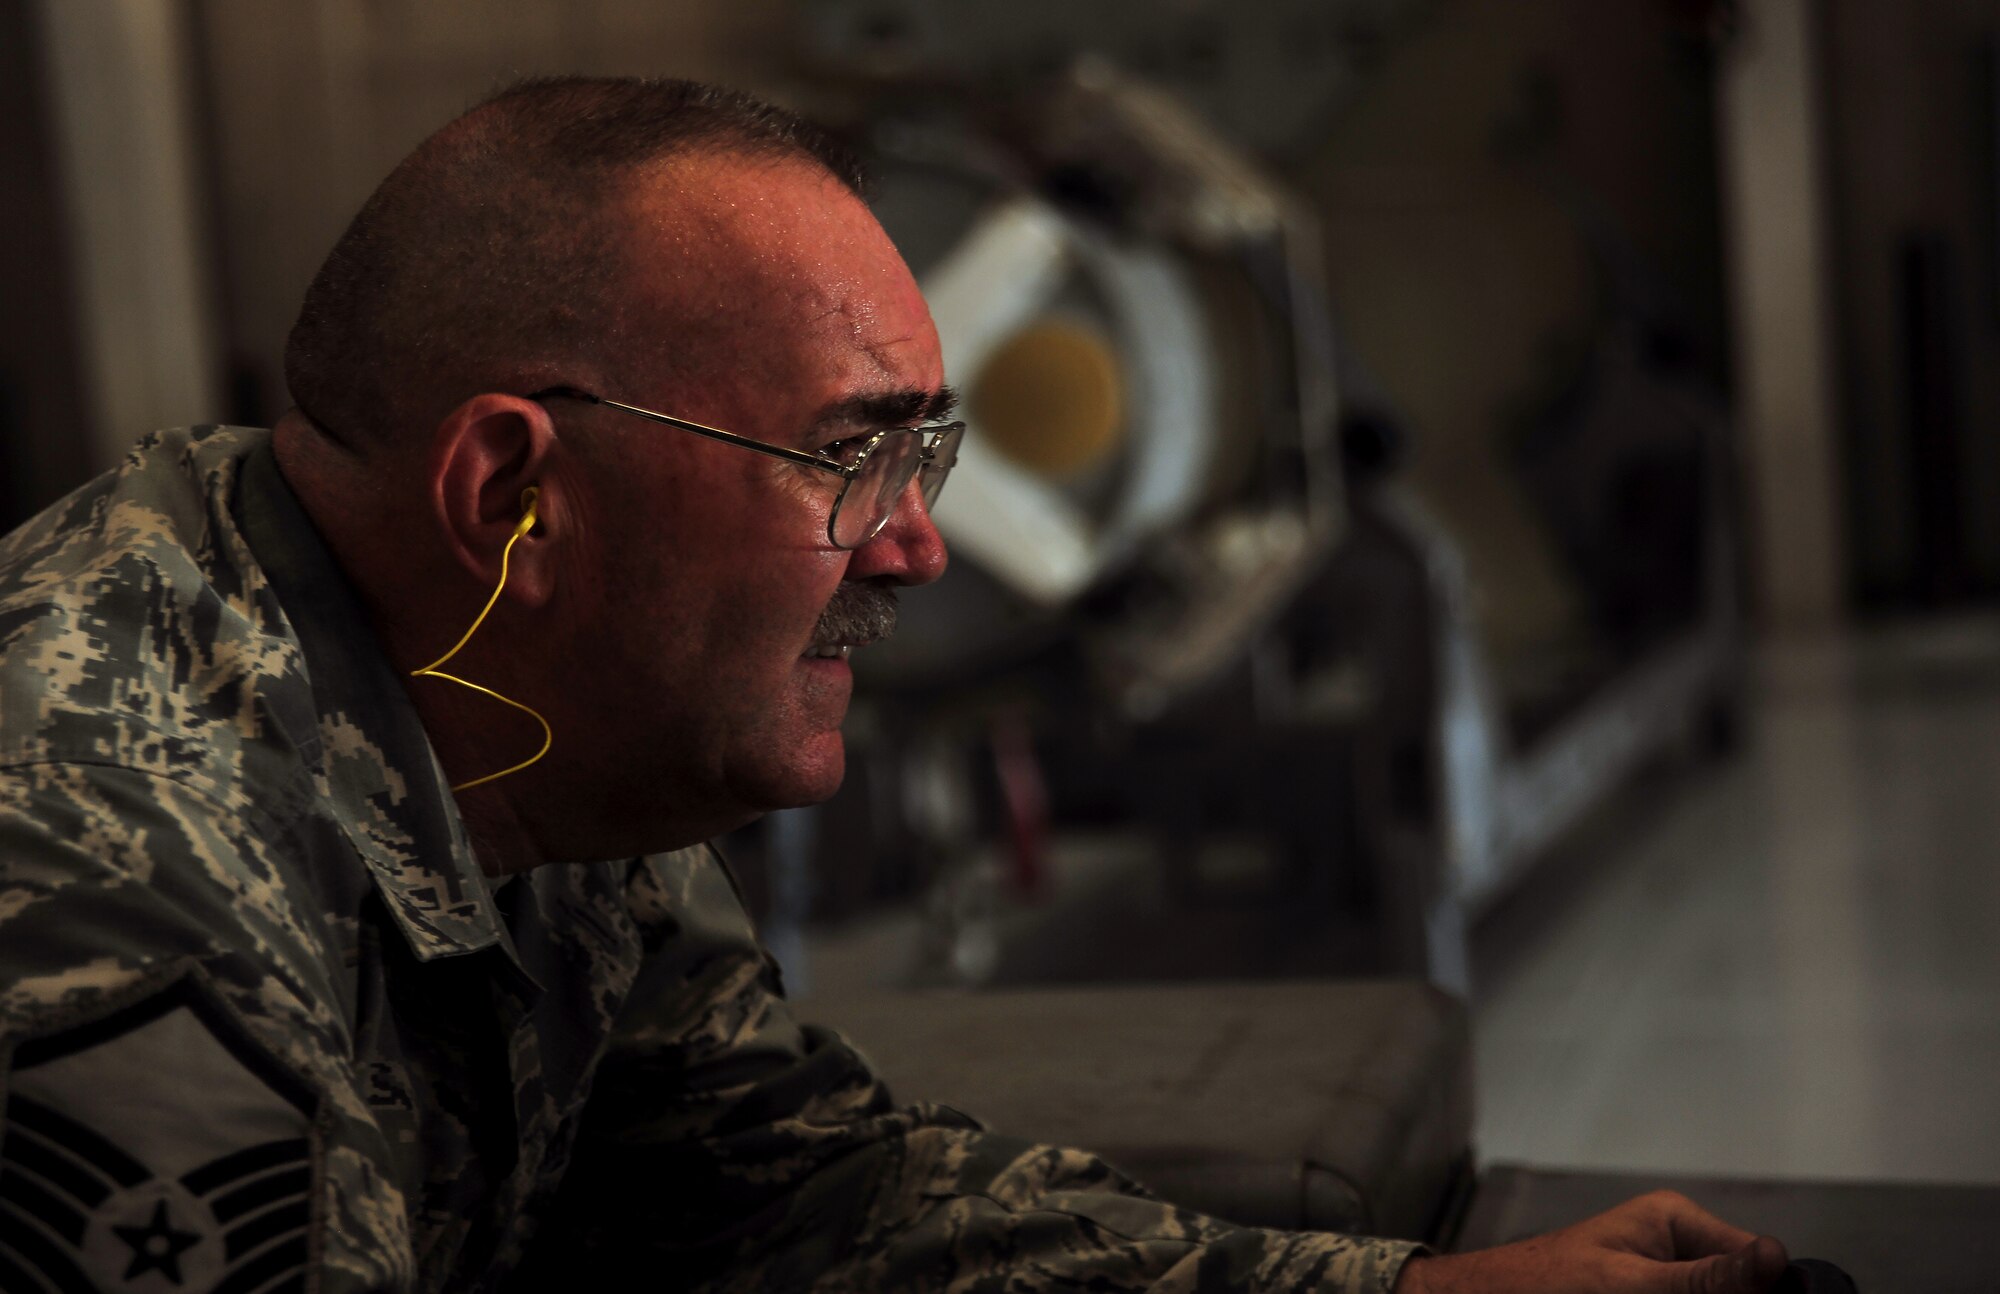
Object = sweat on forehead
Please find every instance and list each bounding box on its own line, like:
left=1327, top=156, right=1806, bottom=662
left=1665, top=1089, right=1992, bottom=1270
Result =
left=605, top=156, right=917, bottom=381
left=630, top=159, right=889, bottom=296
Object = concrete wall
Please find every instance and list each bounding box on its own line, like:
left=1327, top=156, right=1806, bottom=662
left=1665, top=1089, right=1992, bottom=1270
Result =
left=1821, top=0, right=2000, bottom=609
left=26, top=0, right=222, bottom=480
left=1295, top=0, right=1734, bottom=658
left=1716, top=0, right=1844, bottom=632
left=0, top=1, right=93, bottom=526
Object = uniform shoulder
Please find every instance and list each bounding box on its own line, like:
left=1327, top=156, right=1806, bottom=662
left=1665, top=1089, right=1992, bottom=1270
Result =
left=0, top=427, right=307, bottom=798
left=0, top=757, right=354, bottom=1035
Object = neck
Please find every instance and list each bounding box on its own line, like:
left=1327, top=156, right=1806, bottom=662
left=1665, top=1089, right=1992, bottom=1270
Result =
left=272, top=413, right=552, bottom=878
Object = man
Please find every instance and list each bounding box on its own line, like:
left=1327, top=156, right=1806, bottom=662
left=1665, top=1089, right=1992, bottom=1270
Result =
left=0, top=77, right=1787, bottom=1292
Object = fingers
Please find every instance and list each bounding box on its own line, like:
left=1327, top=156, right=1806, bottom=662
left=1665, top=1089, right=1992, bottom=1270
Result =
left=1744, top=1237, right=1790, bottom=1284
left=1649, top=1191, right=1761, bottom=1259
left=1673, top=1237, right=1792, bottom=1294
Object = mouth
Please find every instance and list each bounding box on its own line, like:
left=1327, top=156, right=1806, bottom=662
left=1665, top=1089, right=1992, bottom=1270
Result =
left=803, top=643, right=855, bottom=661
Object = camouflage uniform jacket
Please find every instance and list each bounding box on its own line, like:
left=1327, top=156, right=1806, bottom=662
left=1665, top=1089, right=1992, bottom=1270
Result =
left=0, top=426, right=1422, bottom=1292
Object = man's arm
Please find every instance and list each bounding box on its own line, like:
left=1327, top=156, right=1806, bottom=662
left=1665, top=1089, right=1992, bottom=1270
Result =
left=1396, top=1193, right=1790, bottom=1293
left=523, top=845, right=1421, bottom=1292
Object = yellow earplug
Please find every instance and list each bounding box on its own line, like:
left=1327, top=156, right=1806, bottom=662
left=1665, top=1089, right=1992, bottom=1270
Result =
left=410, top=486, right=553, bottom=791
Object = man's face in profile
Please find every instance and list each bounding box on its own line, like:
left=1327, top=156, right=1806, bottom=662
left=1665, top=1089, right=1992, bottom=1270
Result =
left=551, top=154, right=949, bottom=839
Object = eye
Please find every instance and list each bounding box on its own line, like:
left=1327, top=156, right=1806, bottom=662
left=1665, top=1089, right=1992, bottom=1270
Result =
left=816, top=435, right=873, bottom=467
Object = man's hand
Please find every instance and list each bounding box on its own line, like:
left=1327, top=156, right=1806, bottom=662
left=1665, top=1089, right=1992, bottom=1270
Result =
left=1397, top=1190, right=1790, bottom=1293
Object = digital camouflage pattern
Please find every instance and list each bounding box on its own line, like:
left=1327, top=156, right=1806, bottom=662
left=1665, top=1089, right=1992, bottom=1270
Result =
left=0, top=426, right=1422, bottom=1291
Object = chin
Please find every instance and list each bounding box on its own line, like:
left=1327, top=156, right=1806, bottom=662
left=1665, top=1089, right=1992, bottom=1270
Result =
left=787, top=742, right=848, bottom=808
left=741, top=733, right=848, bottom=814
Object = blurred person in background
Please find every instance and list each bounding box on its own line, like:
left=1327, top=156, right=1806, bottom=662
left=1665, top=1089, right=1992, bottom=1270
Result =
left=0, top=75, right=1788, bottom=1293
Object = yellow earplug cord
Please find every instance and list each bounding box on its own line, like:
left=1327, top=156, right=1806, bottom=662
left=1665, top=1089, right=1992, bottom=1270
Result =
left=410, top=487, right=554, bottom=791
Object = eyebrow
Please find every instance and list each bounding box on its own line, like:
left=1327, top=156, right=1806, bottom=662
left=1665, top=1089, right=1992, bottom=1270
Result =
left=811, top=385, right=960, bottom=433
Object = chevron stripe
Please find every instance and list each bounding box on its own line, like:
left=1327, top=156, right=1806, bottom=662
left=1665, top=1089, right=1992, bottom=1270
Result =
left=0, top=1206, right=93, bottom=1294
left=182, top=1138, right=309, bottom=1197
left=8, top=1097, right=147, bottom=1189
left=0, top=1169, right=84, bottom=1245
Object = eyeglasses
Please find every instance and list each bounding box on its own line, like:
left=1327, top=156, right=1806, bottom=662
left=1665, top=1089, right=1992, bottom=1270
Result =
left=530, top=386, right=964, bottom=550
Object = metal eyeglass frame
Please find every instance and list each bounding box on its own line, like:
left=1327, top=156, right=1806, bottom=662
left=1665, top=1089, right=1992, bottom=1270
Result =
left=529, top=385, right=965, bottom=550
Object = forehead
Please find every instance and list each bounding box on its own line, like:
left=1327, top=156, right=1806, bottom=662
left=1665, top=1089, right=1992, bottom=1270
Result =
left=613, top=155, right=937, bottom=400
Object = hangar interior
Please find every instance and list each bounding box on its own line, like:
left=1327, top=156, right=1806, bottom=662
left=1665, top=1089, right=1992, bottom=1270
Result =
left=3, top=0, right=1999, bottom=1286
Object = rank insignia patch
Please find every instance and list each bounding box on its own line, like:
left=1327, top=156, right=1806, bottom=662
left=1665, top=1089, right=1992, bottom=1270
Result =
left=0, top=980, right=318, bottom=1292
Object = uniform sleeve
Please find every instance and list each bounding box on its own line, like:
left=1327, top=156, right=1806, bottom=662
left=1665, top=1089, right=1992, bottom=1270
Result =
left=523, top=845, right=1422, bottom=1293
left=0, top=763, right=415, bottom=1294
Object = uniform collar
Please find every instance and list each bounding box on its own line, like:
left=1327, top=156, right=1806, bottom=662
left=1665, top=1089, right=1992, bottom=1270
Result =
left=233, top=439, right=513, bottom=964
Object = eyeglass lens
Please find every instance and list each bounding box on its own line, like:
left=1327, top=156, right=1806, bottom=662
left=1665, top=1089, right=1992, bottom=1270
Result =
left=832, top=432, right=924, bottom=549
left=918, top=425, right=960, bottom=509
left=828, top=425, right=964, bottom=549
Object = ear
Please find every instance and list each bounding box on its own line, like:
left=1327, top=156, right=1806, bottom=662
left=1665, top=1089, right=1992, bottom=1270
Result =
left=426, top=393, right=564, bottom=608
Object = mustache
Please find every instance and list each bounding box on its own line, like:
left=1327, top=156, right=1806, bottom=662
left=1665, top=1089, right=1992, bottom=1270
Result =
left=812, top=583, right=898, bottom=647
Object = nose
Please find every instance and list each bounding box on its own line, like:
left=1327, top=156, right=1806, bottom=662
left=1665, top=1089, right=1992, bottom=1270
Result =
left=847, top=478, right=948, bottom=586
